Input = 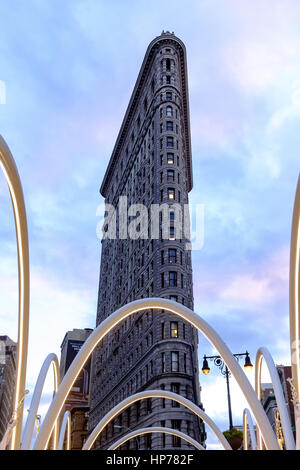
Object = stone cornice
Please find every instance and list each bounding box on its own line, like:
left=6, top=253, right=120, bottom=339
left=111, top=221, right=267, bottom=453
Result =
left=100, top=32, right=193, bottom=197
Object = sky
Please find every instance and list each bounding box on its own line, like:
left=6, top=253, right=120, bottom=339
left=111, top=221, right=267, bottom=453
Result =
left=0, top=0, right=299, bottom=450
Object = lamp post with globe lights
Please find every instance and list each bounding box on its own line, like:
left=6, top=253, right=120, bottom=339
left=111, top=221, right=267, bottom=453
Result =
left=202, top=351, right=253, bottom=431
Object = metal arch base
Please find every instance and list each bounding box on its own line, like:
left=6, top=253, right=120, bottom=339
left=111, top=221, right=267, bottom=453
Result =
left=33, top=298, right=279, bottom=450
left=107, top=426, right=204, bottom=451
left=21, top=353, right=60, bottom=450
left=83, top=390, right=232, bottom=450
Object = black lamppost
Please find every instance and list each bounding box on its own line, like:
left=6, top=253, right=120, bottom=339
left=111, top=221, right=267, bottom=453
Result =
left=201, top=351, right=253, bottom=430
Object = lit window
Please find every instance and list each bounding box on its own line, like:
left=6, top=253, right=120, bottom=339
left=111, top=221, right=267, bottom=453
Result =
left=167, top=153, right=174, bottom=164
left=170, top=321, right=178, bottom=338
left=167, top=188, right=175, bottom=200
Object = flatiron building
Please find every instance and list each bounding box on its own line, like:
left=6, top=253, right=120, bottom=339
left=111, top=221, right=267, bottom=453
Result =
left=88, top=31, right=206, bottom=450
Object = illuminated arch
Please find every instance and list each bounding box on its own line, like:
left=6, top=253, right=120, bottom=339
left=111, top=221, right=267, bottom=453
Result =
left=107, top=426, right=204, bottom=450
left=33, top=298, right=279, bottom=450
left=243, top=408, right=257, bottom=450
left=0, top=136, right=30, bottom=450
left=57, top=411, right=71, bottom=450
left=289, top=175, right=300, bottom=450
left=21, top=353, right=60, bottom=450
left=82, top=390, right=231, bottom=450
left=255, top=347, right=295, bottom=450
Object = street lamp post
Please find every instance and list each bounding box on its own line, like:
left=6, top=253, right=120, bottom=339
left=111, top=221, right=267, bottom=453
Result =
left=202, top=351, right=253, bottom=430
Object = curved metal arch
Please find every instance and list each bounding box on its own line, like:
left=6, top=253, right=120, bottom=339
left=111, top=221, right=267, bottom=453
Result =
left=57, top=411, right=71, bottom=450
left=255, top=347, right=295, bottom=450
left=289, top=174, right=300, bottom=449
left=21, top=353, right=60, bottom=450
left=82, top=390, right=231, bottom=450
left=0, top=136, right=30, bottom=450
left=243, top=408, right=257, bottom=450
left=33, top=298, right=279, bottom=450
left=107, top=426, right=204, bottom=451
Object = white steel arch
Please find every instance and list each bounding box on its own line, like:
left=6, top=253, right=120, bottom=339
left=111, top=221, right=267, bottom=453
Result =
left=33, top=298, right=279, bottom=450
left=107, top=426, right=205, bottom=451
left=57, top=411, right=71, bottom=450
left=289, top=174, right=300, bottom=450
left=82, top=390, right=231, bottom=450
left=255, top=347, right=295, bottom=450
left=0, top=135, right=30, bottom=450
left=21, top=353, right=60, bottom=450
left=243, top=408, right=257, bottom=450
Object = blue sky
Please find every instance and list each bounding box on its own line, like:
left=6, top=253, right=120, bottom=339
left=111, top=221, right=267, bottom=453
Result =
left=0, top=0, right=300, bottom=449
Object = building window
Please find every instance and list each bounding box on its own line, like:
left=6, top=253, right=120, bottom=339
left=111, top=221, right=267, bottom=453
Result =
left=136, top=401, right=141, bottom=420
left=171, top=383, right=180, bottom=407
left=167, top=188, right=175, bottom=200
left=167, top=153, right=174, bottom=164
left=171, top=351, right=179, bottom=372
left=147, top=398, right=152, bottom=414
left=169, top=271, right=177, bottom=287
left=161, top=250, right=164, bottom=265
left=167, top=169, right=175, bottom=181
left=161, top=352, right=166, bottom=373
left=161, top=322, right=165, bottom=339
left=171, top=420, right=181, bottom=447
left=146, top=433, right=152, bottom=449
left=166, top=121, right=173, bottom=131
left=166, top=58, right=171, bottom=71
left=169, top=226, right=175, bottom=240
left=183, top=353, right=187, bottom=373
left=167, top=136, right=174, bottom=147
left=161, top=272, right=165, bottom=288
left=161, top=420, right=166, bottom=447
left=166, top=75, right=171, bottom=84
left=166, top=91, right=172, bottom=101
left=160, top=384, right=165, bottom=408
left=160, top=122, right=163, bottom=133
left=168, top=248, right=177, bottom=263
left=170, top=321, right=178, bottom=338
left=166, top=106, right=173, bottom=117
left=160, top=107, right=163, bottom=118
left=170, top=295, right=178, bottom=303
